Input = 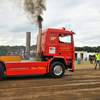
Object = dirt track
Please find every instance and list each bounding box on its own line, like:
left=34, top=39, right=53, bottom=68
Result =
left=0, top=69, right=100, bottom=100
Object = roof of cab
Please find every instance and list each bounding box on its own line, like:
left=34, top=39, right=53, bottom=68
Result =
left=42, top=28, right=73, bottom=34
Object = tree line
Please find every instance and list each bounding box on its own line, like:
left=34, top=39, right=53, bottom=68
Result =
left=0, top=45, right=100, bottom=56
left=0, top=45, right=36, bottom=56
left=75, top=46, right=100, bottom=52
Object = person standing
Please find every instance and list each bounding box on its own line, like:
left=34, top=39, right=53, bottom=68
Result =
left=94, top=53, right=100, bottom=69
left=6, top=53, right=9, bottom=56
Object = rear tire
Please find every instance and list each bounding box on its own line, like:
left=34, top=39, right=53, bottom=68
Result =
left=50, top=62, right=65, bottom=78
left=0, top=63, right=4, bottom=81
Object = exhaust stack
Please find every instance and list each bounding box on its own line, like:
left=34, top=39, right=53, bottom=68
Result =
left=26, top=32, right=31, bottom=59
left=37, top=15, right=43, bottom=60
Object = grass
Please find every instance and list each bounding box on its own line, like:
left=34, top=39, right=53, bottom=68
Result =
left=74, top=61, right=96, bottom=69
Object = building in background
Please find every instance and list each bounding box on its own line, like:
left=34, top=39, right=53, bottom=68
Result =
left=75, top=51, right=97, bottom=61
left=75, top=51, right=87, bottom=60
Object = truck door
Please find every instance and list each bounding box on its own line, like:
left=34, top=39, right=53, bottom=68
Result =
left=58, top=34, right=72, bottom=59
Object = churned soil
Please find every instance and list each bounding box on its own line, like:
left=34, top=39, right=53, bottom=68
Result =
left=0, top=69, right=100, bottom=100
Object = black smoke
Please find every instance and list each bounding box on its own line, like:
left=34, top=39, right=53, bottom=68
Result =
left=23, top=0, right=46, bottom=24
left=0, top=0, right=46, bottom=24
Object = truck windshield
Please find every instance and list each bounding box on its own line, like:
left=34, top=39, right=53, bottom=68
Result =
left=59, top=35, right=71, bottom=43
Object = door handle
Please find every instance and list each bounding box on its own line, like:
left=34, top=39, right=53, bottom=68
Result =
left=59, top=53, right=61, bottom=55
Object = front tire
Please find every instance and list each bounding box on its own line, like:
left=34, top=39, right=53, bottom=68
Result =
left=50, top=62, right=65, bottom=78
left=0, top=63, right=4, bottom=81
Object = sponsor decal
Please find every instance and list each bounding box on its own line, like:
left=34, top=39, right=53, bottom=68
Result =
left=31, top=67, right=45, bottom=69
left=31, top=67, right=37, bottom=69
left=60, top=47, right=70, bottom=51
left=49, top=47, right=56, bottom=54
left=10, top=67, right=45, bottom=70
left=49, top=36, right=56, bottom=40
left=38, top=66, right=45, bottom=69
left=10, top=67, right=28, bottom=70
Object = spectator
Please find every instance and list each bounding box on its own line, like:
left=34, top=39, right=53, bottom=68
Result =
left=90, top=56, right=93, bottom=64
left=10, top=52, right=14, bottom=56
left=6, top=53, right=9, bottom=56
left=94, top=53, right=100, bottom=69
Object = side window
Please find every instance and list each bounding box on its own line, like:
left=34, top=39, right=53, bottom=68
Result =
left=59, top=34, right=71, bottom=43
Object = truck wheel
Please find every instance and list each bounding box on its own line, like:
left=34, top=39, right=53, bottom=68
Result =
left=50, top=62, right=65, bottom=78
left=0, top=63, right=4, bottom=81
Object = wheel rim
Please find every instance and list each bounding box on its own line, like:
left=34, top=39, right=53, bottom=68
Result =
left=53, top=65, right=63, bottom=76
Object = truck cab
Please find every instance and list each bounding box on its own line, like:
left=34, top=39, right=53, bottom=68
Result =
left=40, top=28, right=75, bottom=70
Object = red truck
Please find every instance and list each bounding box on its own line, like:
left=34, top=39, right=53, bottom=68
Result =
left=0, top=28, right=75, bottom=80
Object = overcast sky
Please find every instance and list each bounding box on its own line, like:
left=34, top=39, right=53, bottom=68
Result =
left=0, top=0, right=100, bottom=47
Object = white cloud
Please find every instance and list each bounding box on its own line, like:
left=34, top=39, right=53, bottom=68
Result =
left=0, top=0, right=100, bottom=47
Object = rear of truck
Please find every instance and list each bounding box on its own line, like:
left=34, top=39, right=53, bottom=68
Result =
left=0, top=56, right=21, bottom=80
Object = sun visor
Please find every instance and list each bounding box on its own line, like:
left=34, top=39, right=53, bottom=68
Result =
left=73, top=32, right=76, bottom=35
